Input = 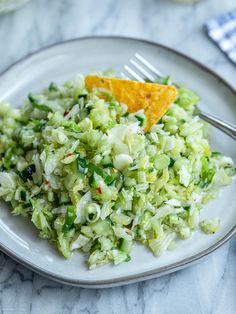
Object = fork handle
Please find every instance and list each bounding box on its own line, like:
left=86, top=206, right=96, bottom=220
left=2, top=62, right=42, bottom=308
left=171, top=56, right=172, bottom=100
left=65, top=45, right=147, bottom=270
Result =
left=198, top=110, right=236, bottom=140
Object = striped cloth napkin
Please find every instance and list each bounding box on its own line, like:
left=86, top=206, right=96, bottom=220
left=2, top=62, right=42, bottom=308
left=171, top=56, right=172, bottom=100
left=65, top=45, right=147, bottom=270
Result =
left=205, top=8, right=236, bottom=64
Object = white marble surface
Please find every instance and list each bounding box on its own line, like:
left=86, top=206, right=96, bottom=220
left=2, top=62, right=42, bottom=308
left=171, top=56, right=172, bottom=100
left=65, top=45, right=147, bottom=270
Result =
left=0, top=0, right=235, bottom=313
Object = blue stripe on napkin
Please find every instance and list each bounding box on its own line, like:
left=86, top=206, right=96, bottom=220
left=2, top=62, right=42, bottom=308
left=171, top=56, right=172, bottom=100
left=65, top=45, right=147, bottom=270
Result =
left=205, top=9, right=236, bottom=64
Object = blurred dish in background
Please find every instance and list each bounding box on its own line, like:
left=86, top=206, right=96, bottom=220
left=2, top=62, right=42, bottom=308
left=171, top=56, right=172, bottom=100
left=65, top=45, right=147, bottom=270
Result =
left=0, top=0, right=31, bottom=14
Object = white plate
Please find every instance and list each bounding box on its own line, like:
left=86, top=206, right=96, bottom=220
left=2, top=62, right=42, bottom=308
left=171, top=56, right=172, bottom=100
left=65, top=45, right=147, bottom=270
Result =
left=0, top=37, right=235, bottom=288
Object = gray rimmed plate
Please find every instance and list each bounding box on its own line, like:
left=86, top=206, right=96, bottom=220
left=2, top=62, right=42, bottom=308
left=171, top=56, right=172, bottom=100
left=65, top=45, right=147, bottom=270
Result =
left=0, top=36, right=235, bottom=288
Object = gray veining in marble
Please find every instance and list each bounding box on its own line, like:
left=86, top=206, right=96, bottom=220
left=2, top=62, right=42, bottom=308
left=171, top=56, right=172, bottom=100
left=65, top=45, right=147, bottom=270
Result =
left=0, top=0, right=235, bottom=313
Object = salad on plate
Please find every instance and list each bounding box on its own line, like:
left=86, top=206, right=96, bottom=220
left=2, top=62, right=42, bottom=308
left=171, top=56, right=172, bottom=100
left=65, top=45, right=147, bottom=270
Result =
left=0, top=73, right=235, bottom=269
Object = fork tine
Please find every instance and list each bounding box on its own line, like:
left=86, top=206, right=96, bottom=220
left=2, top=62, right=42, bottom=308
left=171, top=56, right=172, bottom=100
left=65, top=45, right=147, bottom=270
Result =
left=129, top=59, right=155, bottom=82
left=123, top=65, right=144, bottom=82
left=134, top=53, right=164, bottom=78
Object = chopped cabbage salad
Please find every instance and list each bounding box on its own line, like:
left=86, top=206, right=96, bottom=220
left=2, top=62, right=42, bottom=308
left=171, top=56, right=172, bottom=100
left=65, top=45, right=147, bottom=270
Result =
left=0, top=75, right=235, bottom=269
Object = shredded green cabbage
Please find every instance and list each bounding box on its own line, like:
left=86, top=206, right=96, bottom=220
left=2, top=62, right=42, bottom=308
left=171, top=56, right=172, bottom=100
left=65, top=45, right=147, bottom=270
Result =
left=0, top=76, right=235, bottom=269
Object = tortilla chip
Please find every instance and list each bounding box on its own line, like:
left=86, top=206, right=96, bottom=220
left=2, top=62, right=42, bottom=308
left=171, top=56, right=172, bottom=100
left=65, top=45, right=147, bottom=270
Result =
left=144, top=86, right=177, bottom=131
left=85, top=75, right=177, bottom=131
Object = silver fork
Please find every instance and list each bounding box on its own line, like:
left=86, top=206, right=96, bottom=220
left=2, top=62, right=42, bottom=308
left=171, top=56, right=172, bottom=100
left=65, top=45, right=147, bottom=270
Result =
left=123, top=53, right=236, bottom=140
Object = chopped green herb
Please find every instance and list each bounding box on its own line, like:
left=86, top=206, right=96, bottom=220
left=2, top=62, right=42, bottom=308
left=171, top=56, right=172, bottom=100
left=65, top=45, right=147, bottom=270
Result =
left=199, top=156, right=216, bottom=188
left=18, top=164, right=36, bottom=182
left=77, top=156, right=88, bottom=174
left=20, top=191, right=27, bottom=202
left=63, top=206, right=76, bottom=233
left=162, top=75, right=172, bottom=85
left=28, top=93, right=52, bottom=112
left=88, top=163, right=115, bottom=185
left=48, top=82, right=58, bottom=92
left=63, top=122, right=81, bottom=133
left=122, top=112, right=129, bottom=117
left=135, top=115, right=145, bottom=126
left=22, top=203, right=31, bottom=209
left=183, top=205, right=191, bottom=211
left=212, top=151, right=222, bottom=157
left=169, top=157, right=175, bottom=168
left=32, top=119, right=46, bottom=132
left=78, top=94, right=88, bottom=99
